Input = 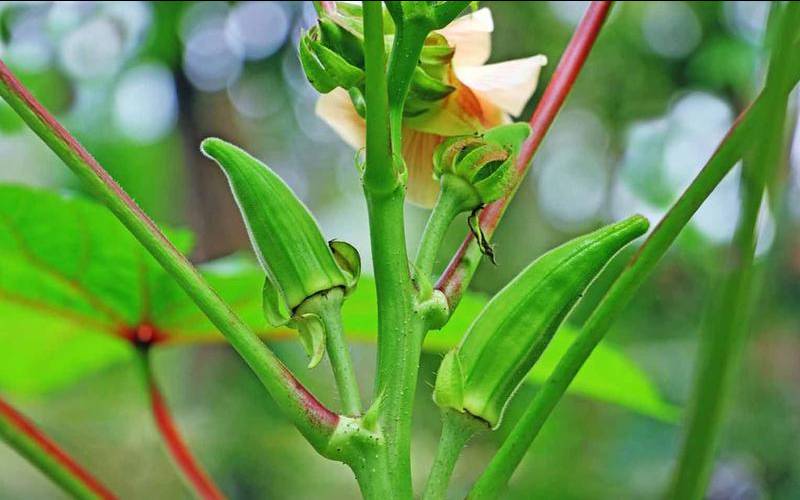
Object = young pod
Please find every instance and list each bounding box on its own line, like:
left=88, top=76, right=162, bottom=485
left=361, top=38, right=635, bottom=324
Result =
left=201, top=138, right=360, bottom=366
left=434, top=215, right=649, bottom=428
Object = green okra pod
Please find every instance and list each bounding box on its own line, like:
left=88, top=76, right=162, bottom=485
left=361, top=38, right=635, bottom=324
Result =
left=201, top=138, right=360, bottom=368
left=434, top=215, right=650, bottom=428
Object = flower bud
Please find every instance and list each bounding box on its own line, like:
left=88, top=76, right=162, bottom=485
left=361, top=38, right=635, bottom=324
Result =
left=317, top=18, right=364, bottom=68
left=405, top=66, right=456, bottom=117
left=433, top=122, right=530, bottom=208
left=419, top=32, right=455, bottom=74
left=299, top=27, right=365, bottom=94
left=434, top=215, right=649, bottom=428
left=201, top=138, right=360, bottom=366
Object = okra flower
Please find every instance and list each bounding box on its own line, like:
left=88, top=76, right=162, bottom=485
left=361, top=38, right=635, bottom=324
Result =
left=314, top=7, right=547, bottom=207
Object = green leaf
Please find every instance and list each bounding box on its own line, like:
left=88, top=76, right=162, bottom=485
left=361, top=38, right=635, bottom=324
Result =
left=0, top=185, right=245, bottom=392
left=0, top=185, right=676, bottom=422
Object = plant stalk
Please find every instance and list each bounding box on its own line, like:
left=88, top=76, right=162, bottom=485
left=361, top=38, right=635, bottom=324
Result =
left=0, top=59, right=340, bottom=454
left=414, top=183, right=470, bottom=280
left=362, top=3, right=417, bottom=496
left=135, top=350, right=225, bottom=500
left=422, top=410, right=482, bottom=500
left=0, top=396, right=116, bottom=500
left=303, top=291, right=362, bottom=416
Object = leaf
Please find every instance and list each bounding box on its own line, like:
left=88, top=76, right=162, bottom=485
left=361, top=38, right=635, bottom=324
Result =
left=0, top=186, right=676, bottom=422
left=0, top=185, right=223, bottom=392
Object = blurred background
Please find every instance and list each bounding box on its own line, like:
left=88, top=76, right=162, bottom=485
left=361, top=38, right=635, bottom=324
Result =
left=1, top=1, right=799, bottom=498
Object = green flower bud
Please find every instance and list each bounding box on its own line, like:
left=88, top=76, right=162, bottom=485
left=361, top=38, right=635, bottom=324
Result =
left=299, top=26, right=364, bottom=94
left=318, top=18, right=364, bottom=68
left=406, top=66, right=456, bottom=117
left=433, top=123, right=531, bottom=208
left=201, top=138, right=360, bottom=366
left=434, top=215, right=649, bottom=428
left=419, top=32, right=455, bottom=76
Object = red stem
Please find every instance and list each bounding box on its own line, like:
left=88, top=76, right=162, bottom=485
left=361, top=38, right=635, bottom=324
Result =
left=0, top=397, right=116, bottom=499
left=140, top=352, right=226, bottom=500
left=436, top=1, right=613, bottom=305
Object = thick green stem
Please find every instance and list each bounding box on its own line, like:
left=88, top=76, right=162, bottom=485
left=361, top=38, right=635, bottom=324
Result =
left=362, top=4, right=417, bottom=496
left=0, top=397, right=115, bottom=500
left=364, top=190, right=418, bottom=496
left=362, top=1, right=394, bottom=195
left=303, top=290, right=362, bottom=416
left=468, top=92, right=766, bottom=500
left=0, top=59, right=339, bottom=454
left=422, top=410, right=482, bottom=500
left=351, top=445, right=394, bottom=499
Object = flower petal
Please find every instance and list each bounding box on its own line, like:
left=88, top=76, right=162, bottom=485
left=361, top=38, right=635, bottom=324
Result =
left=405, top=71, right=507, bottom=136
left=315, top=89, right=442, bottom=208
left=403, top=128, right=445, bottom=208
left=454, top=55, right=548, bottom=117
left=438, top=7, right=494, bottom=67
left=315, top=88, right=366, bottom=149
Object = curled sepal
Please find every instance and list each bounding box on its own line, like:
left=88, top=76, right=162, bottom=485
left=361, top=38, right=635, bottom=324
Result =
left=318, top=18, right=364, bottom=67
left=262, top=277, right=291, bottom=327
left=435, top=215, right=650, bottom=428
left=290, top=313, right=326, bottom=368
left=329, top=240, right=361, bottom=292
left=433, top=350, right=465, bottom=414
left=347, top=87, right=367, bottom=118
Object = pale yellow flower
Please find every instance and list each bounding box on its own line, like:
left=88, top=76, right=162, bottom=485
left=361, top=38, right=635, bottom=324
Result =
left=316, top=8, right=547, bottom=207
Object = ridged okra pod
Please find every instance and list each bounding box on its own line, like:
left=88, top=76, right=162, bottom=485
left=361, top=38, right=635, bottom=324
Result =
left=434, top=215, right=649, bottom=428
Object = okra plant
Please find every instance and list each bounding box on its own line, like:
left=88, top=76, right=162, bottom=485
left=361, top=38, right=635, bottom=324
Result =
left=0, top=1, right=798, bottom=499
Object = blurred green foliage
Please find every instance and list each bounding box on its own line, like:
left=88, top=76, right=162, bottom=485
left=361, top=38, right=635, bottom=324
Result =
left=0, top=1, right=798, bottom=499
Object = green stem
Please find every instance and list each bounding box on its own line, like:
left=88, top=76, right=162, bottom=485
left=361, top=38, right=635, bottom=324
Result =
left=301, top=290, right=362, bottom=416
left=668, top=7, right=797, bottom=494
left=362, top=4, right=417, bottom=496
left=0, top=396, right=116, bottom=499
left=468, top=91, right=767, bottom=500
left=666, top=146, right=765, bottom=500
left=422, top=410, right=482, bottom=500
left=387, top=19, right=429, bottom=154
left=0, top=59, right=339, bottom=454
left=362, top=1, right=394, bottom=195
left=414, top=178, right=473, bottom=279
left=351, top=445, right=394, bottom=499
